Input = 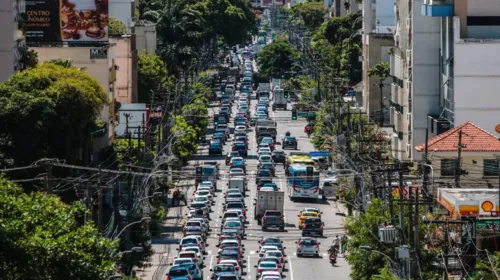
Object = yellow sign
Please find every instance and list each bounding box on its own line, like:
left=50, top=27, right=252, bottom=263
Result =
left=482, top=201, right=494, bottom=212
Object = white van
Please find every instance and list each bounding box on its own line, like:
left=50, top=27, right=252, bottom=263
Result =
left=228, top=177, right=245, bottom=194
left=320, top=177, right=339, bottom=200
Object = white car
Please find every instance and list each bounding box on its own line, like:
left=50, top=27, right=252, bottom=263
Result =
left=254, top=111, right=267, bottom=118
left=257, top=147, right=272, bottom=155
left=258, top=245, right=280, bottom=258
left=259, top=271, right=282, bottom=280
left=192, top=195, right=210, bottom=205
left=198, top=181, right=215, bottom=192
left=177, top=250, right=204, bottom=267
left=226, top=188, right=242, bottom=196
left=181, top=246, right=204, bottom=266
left=197, top=185, right=213, bottom=194
left=218, top=260, right=242, bottom=277
left=229, top=168, right=245, bottom=178
left=258, top=155, right=274, bottom=165
left=256, top=261, right=280, bottom=279
left=234, top=125, right=246, bottom=134
left=218, top=239, right=244, bottom=253
left=188, top=217, right=210, bottom=232
left=179, top=235, right=206, bottom=253
left=194, top=190, right=213, bottom=202
left=186, top=219, right=209, bottom=233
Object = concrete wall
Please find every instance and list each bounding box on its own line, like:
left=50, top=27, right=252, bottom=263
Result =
left=467, top=0, right=500, bottom=16
left=109, top=0, right=135, bottom=33
left=430, top=151, right=500, bottom=186
left=0, top=1, right=14, bottom=82
left=135, top=24, right=157, bottom=54
left=411, top=0, right=441, bottom=161
left=452, top=17, right=500, bottom=135
left=110, top=35, right=138, bottom=104
left=33, top=46, right=117, bottom=149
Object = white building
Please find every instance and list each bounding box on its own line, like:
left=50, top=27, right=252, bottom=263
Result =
left=422, top=0, right=500, bottom=137
left=0, top=0, right=26, bottom=82
left=361, top=0, right=395, bottom=121
left=390, top=0, right=441, bottom=162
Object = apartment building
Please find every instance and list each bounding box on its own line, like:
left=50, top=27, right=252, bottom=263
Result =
left=0, top=0, right=26, bottom=82
left=422, top=0, right=500, bottom=138
left=361, top=0, right=395, bottom=120
left=390, top=0, right=441, bottom=162
left=324, top=0, right=359, bottom=17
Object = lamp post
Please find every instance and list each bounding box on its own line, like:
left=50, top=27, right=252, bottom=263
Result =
left=359, top=246, right=405, bottom=279
left=113, top=217, right=151, bottom=240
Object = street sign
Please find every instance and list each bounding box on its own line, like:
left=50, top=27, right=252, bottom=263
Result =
left=298, top=112, right=316, bottom=117
left=309, top=151, right=331, bottom=157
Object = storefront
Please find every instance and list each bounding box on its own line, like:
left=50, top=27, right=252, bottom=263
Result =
left=436, top=188, right=499, bottom=218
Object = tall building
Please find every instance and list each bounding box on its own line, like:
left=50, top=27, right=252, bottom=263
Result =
left=0, top=0, right=26, bottom=82
left=390, top=0, right=441, bottom=161
left=361, top=0, right=395, bottom=121
left=422, top=0, right=500, bottom=138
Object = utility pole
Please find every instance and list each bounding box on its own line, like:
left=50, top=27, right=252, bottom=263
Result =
left=455, top=130, right=464, bottom=188
left=142, top=113, right=147, bottom=160
left=422, top=128, right=429, bottom=196
left=398, top=170, right=405, bottom=244
left=86, top=184, right=92, bottom=224
left=97, top=165, right=103, bottom=231
left=346, top=104, right=352, bottom=158
left=387, top=169, right=396, bottom=225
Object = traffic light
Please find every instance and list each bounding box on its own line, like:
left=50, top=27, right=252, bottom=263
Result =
left=284, top=91, right=289, bottom=99
left=221, top=91, right=225, bottom=95
left=291, top=109, right=297, bottom=120
left=214, top=114, right=219, bottom=126
left=281, top=74, right=285, bottom=79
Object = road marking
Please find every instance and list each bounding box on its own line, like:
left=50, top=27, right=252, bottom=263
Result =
left=323, top=253, right=328, bottom=257
left=288, top=255, right=294, bottom=280
left=293, top=252, right=296, bottom=256
left=247, top=254, right=251, bottom=274
left=209, top=255, right=214, bottom=271
left=250, top=250, right=256, bottom=254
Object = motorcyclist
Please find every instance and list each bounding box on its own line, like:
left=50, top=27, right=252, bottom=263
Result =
left=332, top=235, right=341, bottom=253
left=305, top=124, right=312, bottom=137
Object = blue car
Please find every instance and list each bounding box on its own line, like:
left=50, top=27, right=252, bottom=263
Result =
left=209, top=140, right=223, bottom=156
left=168, top=265, right=192, bottom=280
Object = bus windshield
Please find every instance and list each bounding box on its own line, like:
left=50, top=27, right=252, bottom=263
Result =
left=288, top=170, right=319, bottom=188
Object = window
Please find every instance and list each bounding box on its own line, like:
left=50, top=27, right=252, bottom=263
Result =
left=483, top=159, right=499, bottom=177
left=440, top=159, right=456, bottom=176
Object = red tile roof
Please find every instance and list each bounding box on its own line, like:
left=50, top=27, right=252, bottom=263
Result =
left=415, top=121, right=500, bottom=152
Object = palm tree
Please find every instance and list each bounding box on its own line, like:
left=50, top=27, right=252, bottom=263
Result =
left=368, top=61, right=390, bottom=126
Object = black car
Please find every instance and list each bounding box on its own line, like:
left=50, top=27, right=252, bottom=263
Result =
left=282, top=136, right=298, bottom=150
left=302, top=217, right=324, bottom=237
left=226, top=151, right=241, bottom=165
left=257, top=178, right=273, bottom=190
left=232, top=142, right=248, bottom=157
left=209, top=140, right=223, bottom=156
left=258, top=163, right=275, bottom=176
left=213, top=132, right=226, bottom=144
left=272, top=150, right=286, bottom=164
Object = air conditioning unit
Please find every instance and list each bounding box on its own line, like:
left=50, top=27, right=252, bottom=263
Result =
left=406, top=143, right=412, bottom=157
left=406, top=50, right=412, bottom=63
left=389, top=107, right=395, bottom=125
left=405, top=80, right=411, bottom=90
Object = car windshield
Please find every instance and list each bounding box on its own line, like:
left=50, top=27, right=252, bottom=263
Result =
left=260, top=156, right=271, bottom=161
left=228, top=194, right=242, bottom=198
left=267, top=251, right=283, bottom=257
left=174, top=259, right=194, bottom=266
left=224, top=212, right=239, bottom=218
left=300, top=239, right=317, bottom=246
left=186, top=222, right=200, bottom=227
left=181, top=238, right=197, bottom=245
left=194, top=197, right=208, bottom=201
left=214, top=265, right=235, bottom=272
left=169, top=268, right=189, bottom=276
left=225, top=221, right=241, bottom=227
left=303, top=213, right=317, bottom=217
left=260, top=263, right=277, bottom=268
left=226, top=203, right=243, bottom=209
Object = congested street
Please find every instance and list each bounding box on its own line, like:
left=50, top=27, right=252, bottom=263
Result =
left=147, top=50, right=352, bottom=280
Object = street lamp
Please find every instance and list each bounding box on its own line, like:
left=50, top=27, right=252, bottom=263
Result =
left=113, top=217, right=151, bottom=239
left=120, top=246, right=144, bottom=255
left=137, top=192, right=163, bottom=203
left=359, top=246, right=404, bottom=278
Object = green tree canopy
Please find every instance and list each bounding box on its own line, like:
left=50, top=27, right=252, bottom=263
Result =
left=0, top=176, right=119, bottom=279
left=109, top=17, right=127, bottom=35
left=257, top=40, right=298, bottom=79
left=0, top=62, right=108, bottom=167
left=290, top=2, right=328, bottom=31
left=170, top=115, right=198, bottom=163
left=137, top=52, right=167, bottom=104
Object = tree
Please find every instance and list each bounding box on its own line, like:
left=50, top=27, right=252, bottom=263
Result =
left=137, top=52, right=167, bottom=104
left=290, top=2, right=327, bottom=31
left=368, top=61, right=390, bottom=125
left=109, top=17, right=127, bottom=35
left=473, top=252, right=500, bottom=280
left=170, top=115, right=198, bottom=163
left=0, top=176, right=119, bottom=279
left=0, top=62, right=108, bottom=168
left=257, top=40, right=298, bottom=79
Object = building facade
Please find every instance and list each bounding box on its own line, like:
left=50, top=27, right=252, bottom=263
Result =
left=361, top=0, right=395, bottom=120
left=110, top=35, right=138, bottom=104
left=135, top=24, right=157, bottom=54
left=422, top=0, right=500, bottom=136
left=391, top=0, right=441, bottom=162
left=0, top=0, right=26, bottom=82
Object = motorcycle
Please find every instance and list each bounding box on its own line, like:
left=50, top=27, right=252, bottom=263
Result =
left=329, top=253, right=337, bottom=266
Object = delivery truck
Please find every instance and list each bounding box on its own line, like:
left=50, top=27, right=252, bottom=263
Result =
left=254, top=190, right=284, bottom=227
left=272, top=88, right=287, bottom=111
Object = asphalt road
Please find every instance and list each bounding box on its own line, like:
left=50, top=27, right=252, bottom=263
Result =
left=145, top=89, right=353, bottom=280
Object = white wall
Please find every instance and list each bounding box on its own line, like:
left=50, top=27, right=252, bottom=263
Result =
left=135, top=25, right=157, bottom=54
left=467, top=0, right=500, bottom=16
left=411, top=0, right=441, bottom=160
left=109, top=0, right=134, bottom=33
left=0, top=1, right=14, bottom=83
left=453, top=17, right=500, bottom=135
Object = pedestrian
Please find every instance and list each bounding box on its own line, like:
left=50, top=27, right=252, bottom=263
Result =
left=332, top=235, right=340, bottom=253
left=340, top=235, right=348, bottom=255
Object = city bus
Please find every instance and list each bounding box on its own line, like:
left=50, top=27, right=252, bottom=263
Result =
left=286, top=164, right=320, bottom=201
left=285, top=154, right=316, bottom=175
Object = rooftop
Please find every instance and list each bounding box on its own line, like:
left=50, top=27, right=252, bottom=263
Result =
left=415, top=121, right=500, bottom=152
left=438, top=188, right=499, bottom=203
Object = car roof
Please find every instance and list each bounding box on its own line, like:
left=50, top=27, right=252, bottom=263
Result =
left=174, top=257, right=195, bottom=262
left=259, top=261, right=278, bottom=266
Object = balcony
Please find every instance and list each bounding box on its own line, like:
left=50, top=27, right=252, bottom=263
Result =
left=421, top=0, right=454, bottom=17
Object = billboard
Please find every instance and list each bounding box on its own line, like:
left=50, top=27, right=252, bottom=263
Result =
left=25, top=0, right=109, bottom=46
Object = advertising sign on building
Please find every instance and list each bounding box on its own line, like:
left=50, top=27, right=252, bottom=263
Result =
left=25, top=0, right=109, bottom=46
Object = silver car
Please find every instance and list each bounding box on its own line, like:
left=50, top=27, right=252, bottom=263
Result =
left=223, top=220, right=244, bottom=236
left=295, top=237, right=320, bottom=257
